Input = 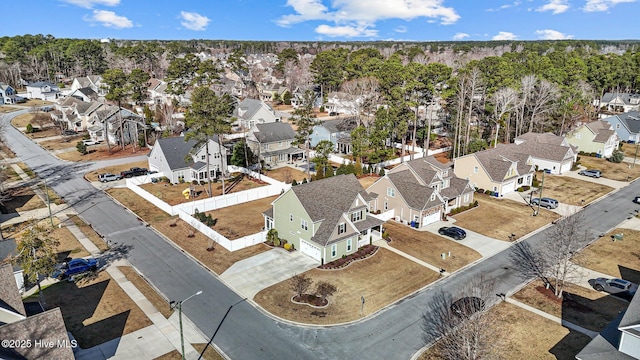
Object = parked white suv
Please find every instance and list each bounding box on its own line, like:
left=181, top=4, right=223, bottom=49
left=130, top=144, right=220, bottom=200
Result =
left=531, top=197, right=559, bottom=209
left=99, top=173, right=121, bottom=182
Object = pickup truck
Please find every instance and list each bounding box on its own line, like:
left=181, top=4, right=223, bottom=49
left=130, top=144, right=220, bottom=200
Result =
left=99, top=173, right=121, bottom=182
left=120, top=167, right=148, bottom=178
left=53, top=258, right=98, bottom=279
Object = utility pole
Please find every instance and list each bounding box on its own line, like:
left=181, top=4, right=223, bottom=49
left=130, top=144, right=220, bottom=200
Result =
left=43, top=177, right=54, bottom=227
left=534, top=171, right=545, bottom=216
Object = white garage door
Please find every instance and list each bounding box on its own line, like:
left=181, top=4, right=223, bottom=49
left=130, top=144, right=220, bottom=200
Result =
left=560, top=161, right=571, bottom=174
left=502, top=181, right=515, bottom=194
left=422, top=211, right=441, bottom=226
left=300, top=239, right=321, bottom=261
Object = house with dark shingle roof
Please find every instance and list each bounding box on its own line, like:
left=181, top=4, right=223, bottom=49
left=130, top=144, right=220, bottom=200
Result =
left=512, top=132, right=577, bottom=174
left=565, top=120, right=619, bottom=158
left=25, top=81, right=61, bottom=101
left=71, top=75, right=106, bottom=96
left=576, top=291, right=640, bottom=359
left=69, top=86, right=98, bottom=102
left=602, top=111, right=640, bottom=144
left=86, top=104, right=146, bottom=145
left=0, top=263, right=74, bottom=360
left=246, top=122, right=304, bottom=166
left=0, top=82, right=25, bottom=104
left=263, top=174, right=383, bottom=263
left=367, top=156, right=474, bottom=226
left=596, top=92, right=640, bottom=113
left=233, top=98, right=279, bottom=129
left=148, top=135, right=227, bottom=184
left=310, top=117, right=358, bottom=153
left=454, top=145, right=535, bottom=197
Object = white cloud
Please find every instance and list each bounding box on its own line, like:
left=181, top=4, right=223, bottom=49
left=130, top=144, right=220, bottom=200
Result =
left=180, top=11, right=211, bottom=31
left=394, top=26, right=407, bottom=33
left=535, top=29, right=574, bottom=39
left=453, top=32, right=469, bottom=40
left=536, top=0, right=570, bottom=14
left=61, top=0, right=120, bottom=8
left=85, top=10, right=133, bottom=28
left=315, top=24, right=378, bottom=37
left=487, top=1, right=522, bottom=11
left=277, top=0, right=460, bottom=38
left=583, top=0, right=637, bottom=12
left=492, top=31, right=517, bottom=40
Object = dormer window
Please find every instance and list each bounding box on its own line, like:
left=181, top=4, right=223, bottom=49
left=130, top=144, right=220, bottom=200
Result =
left=443, top=179, right=449, bottom=189
left=338, top=223, right=346, bottom=234
left=430, top=194, right=436, bottom=201
left=351, top=211, right=362, bottom=222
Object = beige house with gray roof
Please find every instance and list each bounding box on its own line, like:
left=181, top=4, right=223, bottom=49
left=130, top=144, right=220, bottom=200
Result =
left=565, top=120, right=619, bottom=158
left=367, top=157, right=474, bottom=227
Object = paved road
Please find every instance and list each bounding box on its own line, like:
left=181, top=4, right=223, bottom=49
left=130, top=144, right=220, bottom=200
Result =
left=3, top=108, right=639, bottom=359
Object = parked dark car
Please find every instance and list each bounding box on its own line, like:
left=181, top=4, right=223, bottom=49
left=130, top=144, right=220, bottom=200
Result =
left=438, top=226, right=467, bottom=240
left=121, top=167, right=148, bottom=178
left=531, top=197, right=559, bottom=209
left=63, top=129, right=77, bottom=136
left=54, top=258, right=97, bottom=279
left=592, top=278, right=637, bottom=297
left=633, top=196, right=640, bottom=204
left=578, top=169, right=602, bottom=178
left=450, top=296, right=485, bottom=317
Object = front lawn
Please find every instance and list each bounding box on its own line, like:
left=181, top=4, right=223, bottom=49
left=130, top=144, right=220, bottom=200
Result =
left=572, top=228, right=640, bottom=284
left=452, top=196, right=560, bottom=241
left=512, top=280, right=628, bottom=332
left=534, top=172, right=613, bottom=206
left=85, top=160, right=149, bottom=182
left=254, top=248, right=439, bottom=324
left=578, top=156, right=640, bottom=181
left=385, top=221, right=482, bottom=272
left=57, top=143, right=150, bottom=162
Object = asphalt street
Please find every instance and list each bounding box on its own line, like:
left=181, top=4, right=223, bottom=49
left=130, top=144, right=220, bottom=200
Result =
left=3, top=108, right=639, bottom=359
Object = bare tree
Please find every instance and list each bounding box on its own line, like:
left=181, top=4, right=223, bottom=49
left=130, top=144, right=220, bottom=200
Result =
left=528, top=79, right=559, bottom=133
left=290, top=274, right=313, bottom=299
left=340, top=77, right=380, bottom=125
left=422, top=275, right=498, bottom=360
left=491, top=87, right=518, bottom=146
left=315, top=281, right=337, bottom=303
left=517, top=75, right=536, bottom=137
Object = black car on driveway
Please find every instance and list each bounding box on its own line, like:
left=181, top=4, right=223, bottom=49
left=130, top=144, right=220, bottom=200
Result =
left=438, top=226, right=467, bottom=240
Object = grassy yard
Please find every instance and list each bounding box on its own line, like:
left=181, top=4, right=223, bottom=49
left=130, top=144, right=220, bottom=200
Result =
left=205, top=196, right=276, bottom=240
left=513, top=280, right=628, bottom=332
left=106, top=188, right=270, bottom=274
left=419, top=301, right=592, bottom=360
left=452, top=196, right=560, bottom=241
left=57, top=143, right=150, bottom=162
left=620, top=142, right=639, bottom=158
left=385, top=221, right=482, bottom=272
left=67, top=214, right=111, bottom=252
left=40, top=137, right=84, bottom=151
left=254, top=248, right=440, bottom=325
left=0, top=106, right=21, bottom=114
left=535, top=173, right=613, bottom=206
left=358, top=175, right=380, bottom=189
left=263, top=166, right=308, bottom=183
left=119, top=266, right=173, bottom=318
left=578, top=156, right=640, bottom=181
left=572, top=228, right=640, bottom=284
left=2, top=185, right=46, bottom=212
left=37, top=270, right=152, bottom=348
left=140, top=175, right=267, bottom=206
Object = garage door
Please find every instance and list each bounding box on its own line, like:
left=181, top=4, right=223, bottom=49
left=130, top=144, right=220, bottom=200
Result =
left=300, top=239, right=321, bottom=261
left=502, top=181, right=515, bottom=194
left=560, top=161, right=571, bottom=174
left=422, top=211, right=441, bottom=226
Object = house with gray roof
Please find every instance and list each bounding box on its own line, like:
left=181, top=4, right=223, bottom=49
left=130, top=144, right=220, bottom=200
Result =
left=263, top=174, right=383, bottom=263
left=233, top=98, right=279, bottom=129
left=148, top=135, right=227, bottom=184
left=596, top=92, right=640, bottom=114
left=246, top=122, right=303, bottom=167
left=576, top=291, right=640, bottom=359
left=71, top=75, right=106, bottom=97
left=85, top=104, right=146, bottom=146
left=0, top=263, right=74, bottom=360
left=565, top=120, right=619, bottom=158
left=310, top=117, right=358, bottom=153
left=367, top=156, right=474, bottom=227
left=602, top=111, right=640, bottom=143
left=511, top=132, right=577, bottom=174
left=454, top=145, right=535, bottom=197
left=0, top=82, right=25, bottom=104
left=69, top=87, right=98, bottom=102
left=25, top=81, right=61, bottom=101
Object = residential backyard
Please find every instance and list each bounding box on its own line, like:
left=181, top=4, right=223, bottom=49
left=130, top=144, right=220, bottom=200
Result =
left=358, top=175, right=380, bottom=189
left=578, top=156, right=640, bottom=181
left=262, top=166, right=307, bottom=183
left=572, top=228, right=640, bottom=284
left=204, top=196, right=277, bottom=240
left=452, top=196, right=560, bottom=241
left=384, top=221, right=482, bottom=272
left=254, top=248, right=440, bottom=324
left=533, top=173, right=613, bottom=206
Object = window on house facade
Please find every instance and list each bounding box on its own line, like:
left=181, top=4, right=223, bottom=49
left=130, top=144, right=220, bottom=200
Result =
left=301, top=219, right=308, bottom=231
left=442, top=179, right=449, bottom=189
left=289, top=214, right=293, bottom=222
left=278, top=154, right=286, bottom=161
left=177, top=171, right=185, bottom=182
left=351, top=211, right=362, bottom=222
left=575, top=133, right=582, bottom=139
left=430, top=194, right=436, bottom=201
left=616, top=124, right=620, bottom=129
left=331, top=244, right=337, bottom=258
left=384, top=201, right=388, bottom=210
left=201, top=155, right=206, bottom=161
left=387, top=187, right=395, bottom=197
left=264, top=143, right=270, bottom=150
left=473, top=166, right=478, bottom=174
left=346, top=238, right=352, bottom=252
left=338, top=223, right=346, bottom=234
left=464, top=193, right=469, bottom=202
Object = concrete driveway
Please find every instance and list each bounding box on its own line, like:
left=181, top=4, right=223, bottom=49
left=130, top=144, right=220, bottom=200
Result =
left=220, top=248, right=319, bottom=299
left=420, top=221, right=511, bottom=258
left=566, top=165, right=628, bottom=189
left=504, top=190, right=582, bottom=217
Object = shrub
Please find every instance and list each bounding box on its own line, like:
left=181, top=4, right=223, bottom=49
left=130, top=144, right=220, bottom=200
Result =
left=378, top=167, right=386, bottom=176
left=284, top=243, right=292, bottom=251
left=26, top=124, right=34, bottom=133
left=291, top=179, right=298, bottom=186
left=610, top=149, right=624, bottom=163
left=477, top=188, right=484, bottom=193
left=532, top=180, right=540, bottom=187
left=589, top=152, right=597, bottom=157
left=517, top=187, right=524, bottom=192
left=382, top=230, right=389, bottom=240
left=484, top=189, right=492, bottom=195
left=76, top=141, right=87, bottom=155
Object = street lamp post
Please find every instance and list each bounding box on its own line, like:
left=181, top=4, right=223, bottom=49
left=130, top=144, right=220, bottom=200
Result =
left=170, top=290, right=202, bottom=360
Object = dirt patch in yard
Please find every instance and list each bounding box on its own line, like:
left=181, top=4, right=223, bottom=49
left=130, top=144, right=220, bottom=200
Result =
left=385, top=221, right=481, bottom=272
left=254, top=248, right=439, bottom=325
left=621, top=142, right=639, bottom=159
left=139, top=175, right=267, bottom=206
left=157, top=346, right=223, bottom=360
left=205, top=196, right=276, bottom=240
left=578, top=156, right=640, bottom=181
left=106, top=188, right=270, bottom=274
left=572, top=228, right=640, bottom=284
left=534, top=173, right=613, bottom=206
left=119, top=266, right=173, bottom=319
left=38, top=270, right=152, bottom=348
left=452, top=196, right=560, bottom=241
left=263, top=166, right=308, bottom=183
left=512, top=279, right=627, bottom=332
left=358, top=175, right=380, bottom=189
left=57, top=143, right=150, bottom=162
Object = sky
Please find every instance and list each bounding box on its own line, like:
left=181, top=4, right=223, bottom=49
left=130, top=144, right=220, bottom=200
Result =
left=3, top=0, right=640, bottom=42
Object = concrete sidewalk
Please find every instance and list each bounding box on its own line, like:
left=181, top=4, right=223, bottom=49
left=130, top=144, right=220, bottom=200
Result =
left=375, top=240, right=445, bottom=274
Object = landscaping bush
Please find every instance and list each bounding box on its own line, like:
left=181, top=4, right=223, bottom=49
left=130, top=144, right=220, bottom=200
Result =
left=532, top=180, right=540, bottom=187
left=378, top=167, right=386, bottom=176
left=193, top=209, right=217, bottom=227
left=477, top=188, right=484, bottom=193
left=610, top=149, right=624, bottom=163
left=319, top=244, right=378, bottom=270
left=448, top=201, right=479, bottom=215
left=26, top=124, right=34, bottom=133
left=76, top=141, right=87, bottom=155
left=484, top=189, right=492, bottom=195
left=284, top=243, right=292, bottom=251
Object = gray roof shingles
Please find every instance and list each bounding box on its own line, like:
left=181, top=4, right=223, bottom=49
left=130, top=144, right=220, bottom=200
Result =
left=253, top=122, right=296, bottom=143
